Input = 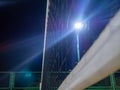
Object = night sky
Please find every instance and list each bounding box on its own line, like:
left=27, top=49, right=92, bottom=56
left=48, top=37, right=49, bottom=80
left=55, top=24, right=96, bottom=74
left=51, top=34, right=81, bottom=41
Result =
left=0, top=0, right=46, bottom=71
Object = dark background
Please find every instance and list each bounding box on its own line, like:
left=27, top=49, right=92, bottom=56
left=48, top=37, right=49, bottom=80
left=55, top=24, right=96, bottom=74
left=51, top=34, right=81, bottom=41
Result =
left=0, top=0, right=46, bottom=71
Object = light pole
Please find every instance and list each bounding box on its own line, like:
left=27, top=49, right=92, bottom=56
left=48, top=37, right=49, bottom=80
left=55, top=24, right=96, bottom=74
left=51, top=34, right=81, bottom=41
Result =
left=74, top=22, right=84, bottom=62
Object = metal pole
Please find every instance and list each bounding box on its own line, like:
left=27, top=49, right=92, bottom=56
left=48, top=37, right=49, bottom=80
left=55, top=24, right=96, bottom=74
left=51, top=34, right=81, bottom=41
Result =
left=40, top=0, right=50, bottom=90
left=110, top=74, right=116, bottom=90
left=76, top=33, right=80, bottom=62
left=10, top=72, right=15, bottom=90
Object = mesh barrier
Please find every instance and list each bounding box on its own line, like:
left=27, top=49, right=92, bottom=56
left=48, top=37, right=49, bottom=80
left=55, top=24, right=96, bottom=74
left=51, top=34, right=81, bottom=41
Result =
left=49, top=72, right=69, bottom=90
left=41, top=0, right=120, bottom=90
left=41, top=0, right=73, bottom=90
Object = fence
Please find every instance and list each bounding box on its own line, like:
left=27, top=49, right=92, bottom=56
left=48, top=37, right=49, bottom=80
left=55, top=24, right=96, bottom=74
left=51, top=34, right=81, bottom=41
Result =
left=0, top=71, right=120, bottom=90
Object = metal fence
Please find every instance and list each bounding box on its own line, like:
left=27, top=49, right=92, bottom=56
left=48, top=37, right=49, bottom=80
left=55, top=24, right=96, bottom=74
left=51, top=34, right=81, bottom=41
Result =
left=0, top=71, right=120, bottom=90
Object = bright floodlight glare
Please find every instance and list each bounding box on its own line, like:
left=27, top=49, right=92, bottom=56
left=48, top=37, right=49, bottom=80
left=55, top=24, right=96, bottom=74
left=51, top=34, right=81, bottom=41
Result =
left=74, top=22, right=84, bottom=30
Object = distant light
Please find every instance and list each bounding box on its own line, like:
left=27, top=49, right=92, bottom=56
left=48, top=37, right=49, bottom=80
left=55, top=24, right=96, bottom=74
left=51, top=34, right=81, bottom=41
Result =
left=25, top=73, right=32, bottom=77
left=74, top=22, right=84, bottom=31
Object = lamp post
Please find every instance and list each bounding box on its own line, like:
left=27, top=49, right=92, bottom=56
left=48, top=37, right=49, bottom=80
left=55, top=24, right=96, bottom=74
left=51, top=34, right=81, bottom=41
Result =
left=74, top=22, right=84, bottom=62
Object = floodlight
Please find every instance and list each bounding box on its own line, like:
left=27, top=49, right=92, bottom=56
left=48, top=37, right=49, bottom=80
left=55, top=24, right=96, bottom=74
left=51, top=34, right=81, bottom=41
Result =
left=74, top=22, right=84, bottom=31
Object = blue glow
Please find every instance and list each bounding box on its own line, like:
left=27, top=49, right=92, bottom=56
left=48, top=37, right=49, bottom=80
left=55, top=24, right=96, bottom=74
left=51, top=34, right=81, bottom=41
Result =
left=84, top=0, right=115, bottom=22
left=77, top=0, right=90, bottom=20
left=25, top=72, right=32, bottom=77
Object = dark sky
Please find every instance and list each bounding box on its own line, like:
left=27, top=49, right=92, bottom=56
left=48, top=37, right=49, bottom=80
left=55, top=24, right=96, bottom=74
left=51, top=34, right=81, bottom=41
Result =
left=0, top=0, right=46, bottom=71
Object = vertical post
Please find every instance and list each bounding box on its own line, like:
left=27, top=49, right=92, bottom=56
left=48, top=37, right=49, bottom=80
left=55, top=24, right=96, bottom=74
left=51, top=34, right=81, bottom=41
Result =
left=76, top=34, right=80, bottom=62
left=110, top=74, right=116, bottom=90
left=40, top=0, right=50, bottom=90
left=10, top=72, right=15, bottom=90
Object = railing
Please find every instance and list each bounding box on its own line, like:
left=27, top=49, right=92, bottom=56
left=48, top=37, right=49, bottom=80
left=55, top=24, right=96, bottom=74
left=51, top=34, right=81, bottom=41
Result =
left=0, top=72, right=41, bottom=90
left=0, top=71, right=120, bottom=90
left=86, top=72, right=120, bottom=90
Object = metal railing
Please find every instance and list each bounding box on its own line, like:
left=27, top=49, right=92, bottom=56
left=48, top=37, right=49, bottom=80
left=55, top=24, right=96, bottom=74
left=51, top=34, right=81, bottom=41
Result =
left=0, top=71, right=120, bottom=90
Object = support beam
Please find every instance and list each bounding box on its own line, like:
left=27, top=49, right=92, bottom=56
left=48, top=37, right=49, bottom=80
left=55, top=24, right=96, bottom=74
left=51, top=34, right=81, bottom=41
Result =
left=58, top=10, right=120, bottom=90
